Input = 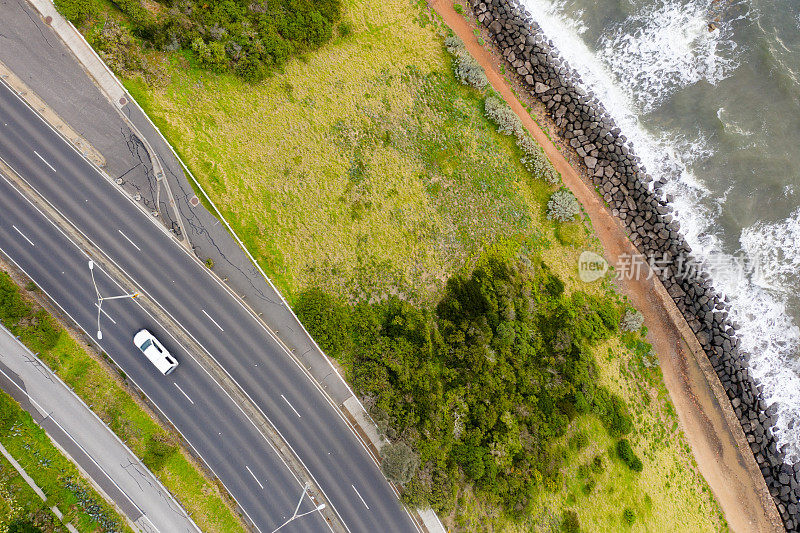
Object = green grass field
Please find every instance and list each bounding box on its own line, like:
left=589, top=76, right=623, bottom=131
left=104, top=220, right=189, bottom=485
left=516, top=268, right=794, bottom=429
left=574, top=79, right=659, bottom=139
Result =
left=68, top=0, right=728, bottom=529
left=124, top=0, right=560, bottom=307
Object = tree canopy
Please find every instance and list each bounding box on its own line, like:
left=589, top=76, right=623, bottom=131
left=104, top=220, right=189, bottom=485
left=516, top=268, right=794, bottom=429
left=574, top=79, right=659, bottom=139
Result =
left=297, top=254, right=631, bottom=517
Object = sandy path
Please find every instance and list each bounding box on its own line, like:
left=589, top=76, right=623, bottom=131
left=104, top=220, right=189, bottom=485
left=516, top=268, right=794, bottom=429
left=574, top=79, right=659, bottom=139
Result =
left=429, top=2, right=784, bottom=531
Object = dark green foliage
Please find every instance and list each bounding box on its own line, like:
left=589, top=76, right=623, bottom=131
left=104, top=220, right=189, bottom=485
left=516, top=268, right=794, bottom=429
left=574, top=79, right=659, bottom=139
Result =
left=69, top=0, right=343, bottom=81
left=296, top=254, right=632, bottom=517
left=561, top=510, right=581, bottom=533
left=142, top=433, right=178, bottom=471
left=0, top=393, right=16, bottom=430
left=7, top=520, right=43, bottom=533
left=54, top=0, right=98, bottom=24
left=616, top=439, right=643, bottom=472
left=0, top=272, right=30, bottom=324
left=20, top=311, right=61, bottom=352
left=592, top=388, right=633, bottom=438
left=295, top=288, right=352, bottom=357
left=338, top=22, right=352, bottom=37
left=623, top=507, right=636, bottom=525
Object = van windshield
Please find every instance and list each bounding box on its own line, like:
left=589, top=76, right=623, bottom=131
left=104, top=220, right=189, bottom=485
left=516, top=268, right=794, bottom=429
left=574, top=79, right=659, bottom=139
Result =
left=139, top=339, right=152, bottom=351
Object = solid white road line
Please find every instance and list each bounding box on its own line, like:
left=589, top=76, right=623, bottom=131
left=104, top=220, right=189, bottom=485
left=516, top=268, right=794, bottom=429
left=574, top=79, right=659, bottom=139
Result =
left=117, top=229, right=141, bottom=251
left=245, top=466, right=264, bottom=490
left=173, top=382, right=194, bottom=405
left=95, top=303, right=117, bottom=324
left=33, top=150, right=56, bottom=173
left=281, top=394, right=301, bottom=418
left=201, top=309, right=224, bottom=332
left=11, top=225, right=34, bottom=246
left=351, top=485, right=369, bottom=510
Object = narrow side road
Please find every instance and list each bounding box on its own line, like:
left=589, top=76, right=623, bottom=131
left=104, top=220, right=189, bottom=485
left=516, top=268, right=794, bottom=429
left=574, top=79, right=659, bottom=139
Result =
left=0, top=323, right=198, bottom=533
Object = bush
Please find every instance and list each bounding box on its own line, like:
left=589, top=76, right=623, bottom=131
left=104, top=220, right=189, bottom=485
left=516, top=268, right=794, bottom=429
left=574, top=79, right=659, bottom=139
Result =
left=593, top=389, right=633, bottom=437
left=381, top=441, right=418, bottom=484
left=561, top=510, right=581, bottom=533
left=616, top=439, right=643, bottom=472
left=338, top=21, right=352, bottom=37
left=620, top=308, right=644, bottom=332
left=89, top=0, right=342, bottom=81
left=0, top=273, right=30, bottom=324
left=519, top=139, right=559, bottom=184
left=453, top=3, right=464, bottom=15
left=143, top=432, right=178, bottom=471
left=295, top=288, right=352, bottom=358
left=484, top=96, right=525, bottom=138
left=547, top=189, right=580, bottom=222
left=7, top=520, right=43, bottom=533
left=444, top=35, right=488, bottom=90
left=0, top=393, right=18, bottom=430
left=623, top=508, right=636, bottom=525
left=54, top=0, right=98, bottom=24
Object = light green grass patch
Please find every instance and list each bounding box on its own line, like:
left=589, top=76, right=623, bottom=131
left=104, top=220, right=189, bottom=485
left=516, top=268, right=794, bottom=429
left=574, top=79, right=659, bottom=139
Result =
left=124, top=0, right=556, bottom=307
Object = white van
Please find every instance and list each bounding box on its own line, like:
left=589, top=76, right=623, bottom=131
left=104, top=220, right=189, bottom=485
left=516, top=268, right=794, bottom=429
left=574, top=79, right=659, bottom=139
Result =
left=133, top=329, right=179, bottom=375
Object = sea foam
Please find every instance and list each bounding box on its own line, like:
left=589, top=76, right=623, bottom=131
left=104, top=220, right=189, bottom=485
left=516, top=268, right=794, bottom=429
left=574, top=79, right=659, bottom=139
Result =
left=521, top=0, right=800, bottom=459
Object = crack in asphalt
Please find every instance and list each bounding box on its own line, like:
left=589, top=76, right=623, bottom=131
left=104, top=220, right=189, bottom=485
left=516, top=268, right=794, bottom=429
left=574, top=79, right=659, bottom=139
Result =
left=15, top=0, right=53, bottom=49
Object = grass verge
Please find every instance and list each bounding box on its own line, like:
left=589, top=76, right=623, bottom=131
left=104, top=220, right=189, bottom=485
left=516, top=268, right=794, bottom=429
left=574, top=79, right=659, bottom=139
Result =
left=0, top=269, right=245, bottom=533
left=0, top=388, right=130, bottom=532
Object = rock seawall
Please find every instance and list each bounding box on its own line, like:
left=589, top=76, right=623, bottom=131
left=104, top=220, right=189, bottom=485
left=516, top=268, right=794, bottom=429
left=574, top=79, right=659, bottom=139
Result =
left=468, top=0, right=800, bottom=529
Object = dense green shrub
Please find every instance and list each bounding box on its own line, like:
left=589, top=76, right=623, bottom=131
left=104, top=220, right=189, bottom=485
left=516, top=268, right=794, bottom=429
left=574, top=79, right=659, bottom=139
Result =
left=0, top=273, right=30, bottom=324
left=7, top=520, right=43, bottom=533
left=57, top=0, right=342, bottom=81
left=623, top=507, right=636, bottom=525
left=593, top=389, right=633, bottom=438
left=0, top=393, right=16, bottom=430
left=296, top=253, right=633, bottom=516
left=547, top=188, right=580, bottom=222
left=54, top=0, right=98, bottom=24
left=616, top=438, right=643, bottom=472
left=143, top=433, right=178, bottom=471
left=295, top=288, right=352, bottom=357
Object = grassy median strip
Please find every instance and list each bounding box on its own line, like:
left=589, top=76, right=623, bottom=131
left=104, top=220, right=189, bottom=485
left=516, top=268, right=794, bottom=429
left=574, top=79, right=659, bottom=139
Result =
left=0, top=270, right=246, bottom=533
left=0, top=388, right=131, bottom=532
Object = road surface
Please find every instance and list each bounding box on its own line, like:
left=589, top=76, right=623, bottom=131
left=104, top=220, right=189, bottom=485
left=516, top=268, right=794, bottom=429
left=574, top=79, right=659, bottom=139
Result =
left=0, top=79, right=416, bottom=532
left=0, top=323, right=199, bottom=533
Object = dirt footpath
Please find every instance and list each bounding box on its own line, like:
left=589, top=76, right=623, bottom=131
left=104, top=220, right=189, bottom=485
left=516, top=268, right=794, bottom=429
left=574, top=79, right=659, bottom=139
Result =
left=429, top=1, right=783, bottom=531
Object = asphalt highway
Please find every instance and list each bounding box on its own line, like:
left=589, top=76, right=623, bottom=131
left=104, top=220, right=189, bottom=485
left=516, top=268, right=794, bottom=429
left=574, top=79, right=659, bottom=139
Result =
left=0, top=80, right=415, bottom=532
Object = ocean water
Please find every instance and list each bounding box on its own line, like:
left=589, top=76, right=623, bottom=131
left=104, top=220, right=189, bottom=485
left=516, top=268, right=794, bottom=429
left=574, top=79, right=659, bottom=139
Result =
left=518, top=0, right=800, bottom=458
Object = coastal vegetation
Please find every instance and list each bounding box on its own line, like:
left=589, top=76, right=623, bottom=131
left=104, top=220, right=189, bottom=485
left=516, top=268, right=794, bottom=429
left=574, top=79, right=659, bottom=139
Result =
left=0, top=271, right=245, bottom=533
left=58, top=0, right=726, bottom=529
left=297, top=251, right=630, bottom=515
left=56, top=0, right=342, bottom=81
